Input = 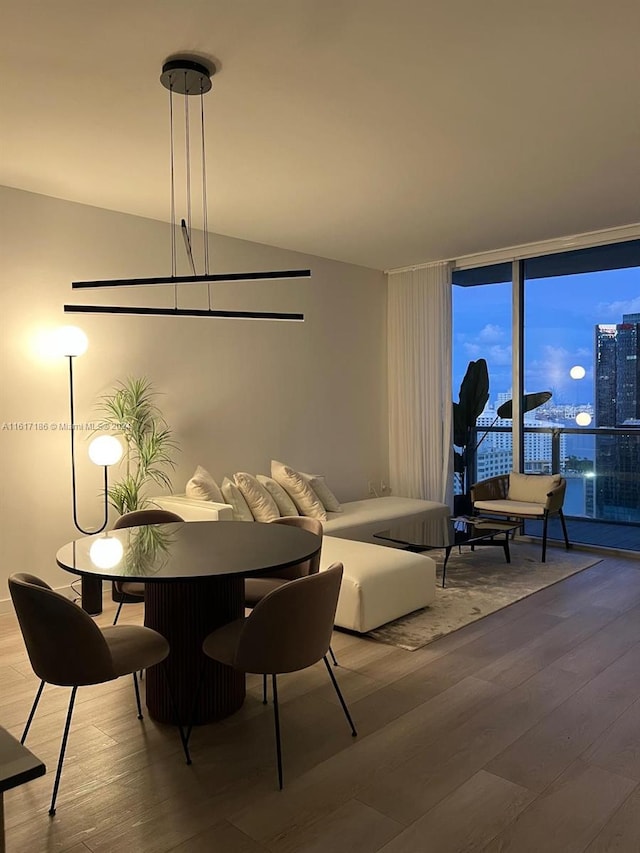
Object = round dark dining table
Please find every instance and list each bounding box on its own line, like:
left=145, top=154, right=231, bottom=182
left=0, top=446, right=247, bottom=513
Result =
left=56, top=520, right=322, bottom=725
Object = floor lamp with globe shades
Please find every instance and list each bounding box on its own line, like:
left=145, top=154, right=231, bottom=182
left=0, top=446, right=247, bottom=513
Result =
left=54, top=326, right=123, bottom=614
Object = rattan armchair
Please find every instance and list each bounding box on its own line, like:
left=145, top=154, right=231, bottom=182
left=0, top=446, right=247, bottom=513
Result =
left=471, top=472, right=570, bottom=561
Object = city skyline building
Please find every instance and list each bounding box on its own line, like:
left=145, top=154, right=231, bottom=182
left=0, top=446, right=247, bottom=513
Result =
left=594, top=312, right=640, bottom=522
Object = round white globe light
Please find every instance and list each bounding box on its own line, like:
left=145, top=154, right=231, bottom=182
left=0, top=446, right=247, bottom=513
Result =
left=575, top=411, right=592, bottom=426
left=89, top=435, right=123, bottom=466
left=52, top=325, right=88, bottom=357
left=89, top=536, right=124, bottom=570
left=570, top=365, right=586, bottom=380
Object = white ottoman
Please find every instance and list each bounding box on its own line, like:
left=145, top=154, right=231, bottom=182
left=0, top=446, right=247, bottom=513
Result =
left=320, top=536, right=436, bottom=633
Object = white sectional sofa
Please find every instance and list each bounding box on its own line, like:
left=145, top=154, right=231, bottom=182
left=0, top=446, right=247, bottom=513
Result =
left=153, top=490, right=448, bottom=633
left=155, top=493, right=447, bottom=541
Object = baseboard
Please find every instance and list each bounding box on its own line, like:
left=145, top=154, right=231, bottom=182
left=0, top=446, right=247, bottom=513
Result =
left=518, top=534, right=640, bottom=562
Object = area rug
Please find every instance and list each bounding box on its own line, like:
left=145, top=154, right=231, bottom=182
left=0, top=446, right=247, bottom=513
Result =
left=366, top=543, right=601, bottom=650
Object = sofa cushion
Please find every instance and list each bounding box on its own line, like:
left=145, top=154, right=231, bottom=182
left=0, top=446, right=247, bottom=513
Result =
left=185, top=465, right=224, bottom=504
left=474, top=498, right=547, bottom=517
left=321, top=536, right=436, bottom=632
left=271, top=460, right=327, bottom=521
left=507, top=472, right=561, bottom=504
left=221, top=477, right=255, bottom=521
left=324, top=496, right=449, bottom=542
left=233, top=472, right=280, bottom=522
left=301, top=472, right=342, bottom=512
left=256, top=475, right=299, bottom=517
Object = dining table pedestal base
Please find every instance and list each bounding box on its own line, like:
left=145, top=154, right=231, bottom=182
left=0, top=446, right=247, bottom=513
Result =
left=144, top=576, right=245, bottom=725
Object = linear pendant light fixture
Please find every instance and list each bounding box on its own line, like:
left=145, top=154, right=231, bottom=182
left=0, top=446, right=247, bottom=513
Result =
left=64, top=56, right=308, bottom=321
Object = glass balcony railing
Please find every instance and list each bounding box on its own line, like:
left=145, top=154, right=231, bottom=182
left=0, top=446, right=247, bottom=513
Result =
left=464, top=425, right=640, bottom=552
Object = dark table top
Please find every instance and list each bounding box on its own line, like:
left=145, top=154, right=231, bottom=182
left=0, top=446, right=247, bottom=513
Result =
left=0, top=726, right=45, bottom=793
left=56, top=520, right=322, bottom=583
left=374, top=516, right=520, bottom=549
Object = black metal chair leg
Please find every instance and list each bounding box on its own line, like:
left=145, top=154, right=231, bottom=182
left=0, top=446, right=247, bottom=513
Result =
left=161, top=662, right=191, bottom=765
left=442, top=546, right=453, bottom=588
left=329, top=645, right=339, bottom=667
left=271, top=674, right=284, bottom=790
left=542, top=512, right=549, bottom=562
left=559, top=509, right=570, bottom=550
left=133, top=672, right=143, bottom=720
left=112, top=599, right=124, bottom=626
left=323, top=656, right=357, bottom=737
left=49, top=686, right=78, bottom=816
left=263, top=673, right=268, bottom=704
left=21, top=679, right=45, bottom=744
left=501, top=540, right=509, bottom=564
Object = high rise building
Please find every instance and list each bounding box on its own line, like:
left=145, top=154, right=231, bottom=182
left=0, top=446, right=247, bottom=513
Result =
left=475, top=406, right=566, bottom=476
left=594, top=313, right=640, bottom=522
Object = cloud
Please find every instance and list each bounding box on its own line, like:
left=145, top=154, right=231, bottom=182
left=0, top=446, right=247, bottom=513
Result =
left=462, top=341, right=512, bottom=367
left=486, top=344, right=512, bottom=366
left=526, top=344, right=594, bottom=390
left=463, top=342, right=482, bottom=358
left=478, top=324, right=505, bottom=343
left=596, top=296, right=640, bottom=321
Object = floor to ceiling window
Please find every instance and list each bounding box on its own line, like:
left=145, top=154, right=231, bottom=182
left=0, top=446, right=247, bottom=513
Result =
left=453, top=264, right=513, bottom=491
left=524, top=244, right=640, bottom=525
left=453, top=239, right=640, bottom=549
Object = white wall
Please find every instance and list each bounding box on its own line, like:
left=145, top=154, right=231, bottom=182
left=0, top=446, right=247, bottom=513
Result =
left=0, top=186, right=388, bottom=599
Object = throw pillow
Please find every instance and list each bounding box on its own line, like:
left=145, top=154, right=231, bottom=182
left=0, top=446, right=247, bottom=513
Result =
left=221, top=476, right=255, bottom=521
left=185, top=465, right=225, bottom=503
left=300, top=472, right=342, bottom=513
left=234, top=472, right=280, bottom=522
left=270, top=460, right=327, bottom=521
left=508, top=472, right=561, bottom=503
left=256, top=475, right=299, bottom=517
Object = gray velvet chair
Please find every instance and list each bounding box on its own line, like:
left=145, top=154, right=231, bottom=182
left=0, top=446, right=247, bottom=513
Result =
left=111, top=508, right=183, bottom=624
left=188, top=562, right=356, bottom=789
left=9, top=572, right=190, bottom=815
left=244, top=515, right=323, bottom=603
left=245, top=515, right=338, bottom=684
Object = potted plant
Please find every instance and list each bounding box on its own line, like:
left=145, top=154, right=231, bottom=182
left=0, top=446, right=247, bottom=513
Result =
left=453, top=359, right=552, bottom=514
left=453, top=359, right=490, bottom=514
left=95, top=377, right=179, bottom=515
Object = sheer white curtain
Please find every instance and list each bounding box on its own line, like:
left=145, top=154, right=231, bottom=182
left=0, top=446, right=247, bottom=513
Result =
left=387, top=262, right=453, bottom=505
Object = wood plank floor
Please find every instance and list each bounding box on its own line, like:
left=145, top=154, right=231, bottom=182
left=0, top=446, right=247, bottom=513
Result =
left=4, top=549, right=640, bottom=852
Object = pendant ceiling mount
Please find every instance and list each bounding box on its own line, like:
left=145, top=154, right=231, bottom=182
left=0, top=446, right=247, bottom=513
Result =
left=64, top=53, right=308, bottom=322
left=160, top=59, right=214, bottom=95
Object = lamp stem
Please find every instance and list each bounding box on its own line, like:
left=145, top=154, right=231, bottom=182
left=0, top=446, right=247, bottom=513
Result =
left=474, top=414, right=499, bottom=453
left=68, top=355, right=109, bottom=535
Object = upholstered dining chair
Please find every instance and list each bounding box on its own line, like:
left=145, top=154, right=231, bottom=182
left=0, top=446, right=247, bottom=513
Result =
left=111, top=508, right=183, bottom=624
left=245, top=515, right=323, bottom=602
left=8, top=572, right=190, bottom=816
left=187, top=562, right=356, bottom=789
left=245, top=515, right=339, bottom=690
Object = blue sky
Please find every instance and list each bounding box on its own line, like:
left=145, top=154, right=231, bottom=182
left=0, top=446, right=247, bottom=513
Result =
left=453, top=267, right=640, bottom=406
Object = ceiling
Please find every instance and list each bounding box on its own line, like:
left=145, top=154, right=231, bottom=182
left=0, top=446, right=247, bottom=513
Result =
left=2, top=0, right=639, bottom=271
